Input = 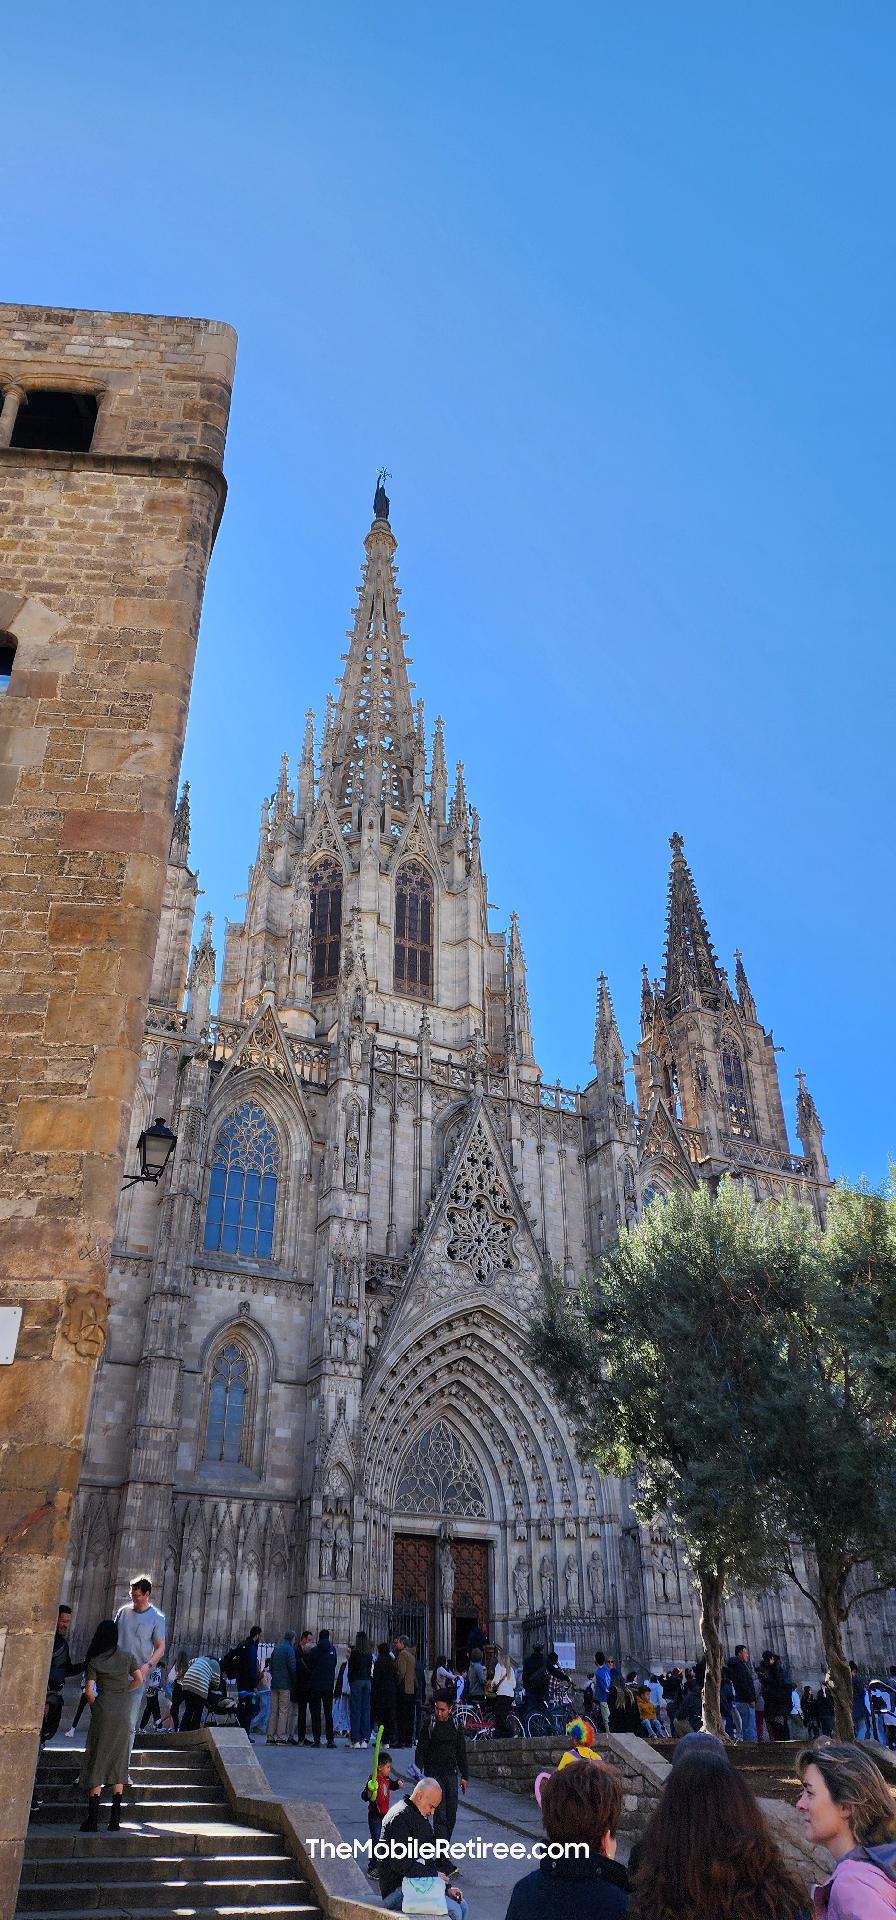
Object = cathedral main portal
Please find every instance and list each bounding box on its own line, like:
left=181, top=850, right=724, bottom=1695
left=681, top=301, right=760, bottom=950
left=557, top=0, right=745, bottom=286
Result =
left=392, top=1533, right=489, bottom=1667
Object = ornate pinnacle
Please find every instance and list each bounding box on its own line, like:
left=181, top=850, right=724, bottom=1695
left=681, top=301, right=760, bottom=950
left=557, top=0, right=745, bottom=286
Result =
left=170, top=780, right=191, bottom=864
left=449, top=761, right=468, bottom=835
left=273, top=751, right=291, bottom=823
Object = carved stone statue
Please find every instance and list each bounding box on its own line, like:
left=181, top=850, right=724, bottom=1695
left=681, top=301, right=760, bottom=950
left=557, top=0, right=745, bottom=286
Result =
left=438, top=1537, right=455, bottom=1609
left=564, top=1553, right=579, bottom=1612
left=539, top=1554, right=555, bottom=1611
left=319, top=1512, right=335, bottom=1581
left=513, top=1556, right=530, bottom=1614
left=344, top=1100, right=361, bottom=1190
left=587, top=1548, right=605, bottom=1610
left=60, top=1283, right=108, bottom=1361
left=334, top=1516, right=352, bottom=1580
left=373, top=470, right=390, bottom=520
left=651, top=1539, right=678, bottom=1606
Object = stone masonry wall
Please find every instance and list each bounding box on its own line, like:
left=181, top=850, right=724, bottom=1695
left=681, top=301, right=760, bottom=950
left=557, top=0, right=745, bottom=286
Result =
left=0, top=303, right=235, bottom=1916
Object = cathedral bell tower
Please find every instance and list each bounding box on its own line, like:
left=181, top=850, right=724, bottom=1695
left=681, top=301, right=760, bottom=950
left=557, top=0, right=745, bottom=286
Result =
left=633, top=833, right=829, bottom=1215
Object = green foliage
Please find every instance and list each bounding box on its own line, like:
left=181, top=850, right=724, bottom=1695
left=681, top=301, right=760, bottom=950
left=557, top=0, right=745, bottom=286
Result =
left=534, top=1178, right=806, bottom=1593
left=534, top=1172, right=896, bottom=1737
left=754, top=1178, right=896, bottom=1619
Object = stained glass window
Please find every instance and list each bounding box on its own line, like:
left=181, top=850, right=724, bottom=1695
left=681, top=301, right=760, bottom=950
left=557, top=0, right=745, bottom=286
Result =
left=204, top=1341, right=250, bottom=1464
left=722, top=1043, right=752, bottom=1138
left=394, top=859, right=434, bottom=1000
left=310, top=855, right=343, bottom=991
left=203, top=1102, right=280, bottom=1260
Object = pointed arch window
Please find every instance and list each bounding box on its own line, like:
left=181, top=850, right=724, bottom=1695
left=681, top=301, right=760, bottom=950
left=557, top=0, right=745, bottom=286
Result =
left=722, top=1042, right=752, bottom=1139
left=203, top=1102, right=280, bottom=1260
left=394, top=859, right=434, bottom=1000
left=203, top=1340, right=251, bottom=1464
left=309, top=855, right=343, bottom=992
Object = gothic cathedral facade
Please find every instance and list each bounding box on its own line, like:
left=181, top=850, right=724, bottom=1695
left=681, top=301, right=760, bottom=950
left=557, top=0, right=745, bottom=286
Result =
left=67, top=487, right=891, bottom=1677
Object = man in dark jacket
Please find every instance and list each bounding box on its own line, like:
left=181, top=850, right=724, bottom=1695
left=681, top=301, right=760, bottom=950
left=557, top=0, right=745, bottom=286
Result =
left=759, top=1652, right=792, bottom=1741
left=725, top=1644, right=757, bottom=1741
left=308, top=1629, right=338, bottom=1748
left=375, top=1778, right=466, bottom=1917
left=44, top=1605, right=83, bottom=1743
left=414, top=1694, right=468, bottom=1842
left=290, top=1629, right=313, bottom=1745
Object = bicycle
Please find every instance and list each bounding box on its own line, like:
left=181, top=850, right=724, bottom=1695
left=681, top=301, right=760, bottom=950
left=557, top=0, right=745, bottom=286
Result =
left=518, top=1697, right=577, bottom=1739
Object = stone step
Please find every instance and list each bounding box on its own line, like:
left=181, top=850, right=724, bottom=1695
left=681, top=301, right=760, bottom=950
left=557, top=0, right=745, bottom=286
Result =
left=20, top=1855, right=297, bottom=1886
left=28, top=1799, right=231, bottom=1825
left=15, top=1908, right=317, bottom=1920
left=37, top=1768, right=216, bottom=1790
left=16, top=1877, right=311, bottom=1910
left=26, top=1833, right=285, bottom=1861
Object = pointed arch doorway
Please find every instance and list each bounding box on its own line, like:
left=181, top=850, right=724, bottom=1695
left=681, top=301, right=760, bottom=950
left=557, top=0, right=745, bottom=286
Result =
left=389, top=1418, right=491, bottom=1666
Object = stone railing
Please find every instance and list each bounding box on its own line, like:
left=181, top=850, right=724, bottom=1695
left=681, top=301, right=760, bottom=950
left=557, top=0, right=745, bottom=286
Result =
left=465, top=1732, right=668, bottom=1836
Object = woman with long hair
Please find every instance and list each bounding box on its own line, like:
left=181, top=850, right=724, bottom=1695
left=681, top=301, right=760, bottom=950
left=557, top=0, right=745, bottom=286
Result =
left=78, top=1619, right=147, bottom=1832
left=629, top=1747, right=809, bottom=1920
left=796, top=1743, right=896, bottom=1916
left=348, top=1630, right=373, bottom=1749
left=488, top=1645, right=516, bottom=1738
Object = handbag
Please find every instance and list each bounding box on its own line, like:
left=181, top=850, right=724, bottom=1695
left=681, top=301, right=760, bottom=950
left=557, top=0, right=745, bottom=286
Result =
left=401, top=1877, right=449, bottom=1915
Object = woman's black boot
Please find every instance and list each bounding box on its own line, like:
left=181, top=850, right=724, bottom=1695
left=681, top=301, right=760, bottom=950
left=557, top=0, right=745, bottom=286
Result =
left=80, top=1797, right=99, bottom=1833
left=108, top=1792, right=123, bottom=1831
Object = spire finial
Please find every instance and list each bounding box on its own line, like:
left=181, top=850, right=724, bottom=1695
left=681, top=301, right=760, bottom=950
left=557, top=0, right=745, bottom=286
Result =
left=670, top=830, right=685, bottom=857
left=373, top=468, right=391, bottom=522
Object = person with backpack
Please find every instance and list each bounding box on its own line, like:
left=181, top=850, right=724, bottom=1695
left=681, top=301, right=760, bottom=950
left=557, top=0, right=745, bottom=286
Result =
left=222, top=1625, right=262, bottom=1735
left=797, top=1743, right=896, bottom=1916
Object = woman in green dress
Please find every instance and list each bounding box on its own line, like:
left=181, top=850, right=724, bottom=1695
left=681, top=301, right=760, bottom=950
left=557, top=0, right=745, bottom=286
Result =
left=78, top=1619, right=147, bottom=1831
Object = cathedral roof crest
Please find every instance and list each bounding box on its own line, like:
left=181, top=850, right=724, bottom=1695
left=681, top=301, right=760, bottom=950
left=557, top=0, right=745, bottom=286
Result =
left=304, top=793, right=348, bottom=862
left=387, top=1096, right=545, bottom=1329
left=215, top=999, right=314, bottom=1119
left=386, top=796, right=445, bottom=881
left=637, top=1089, right=698, bottom=1186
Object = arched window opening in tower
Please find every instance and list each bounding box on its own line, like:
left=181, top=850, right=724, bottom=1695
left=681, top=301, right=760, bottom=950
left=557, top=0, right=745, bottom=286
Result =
left=663, top=1056, right=682, bottom=1120
left=309, top=854, right=343, bottom=990
left=203, top=1340, right=251, bottom=1464
left=394, top=859, right=434, bottom=999
left=203, top=1102, right=280, bottom=1260
left=0, top=634, right=15, bottom=692
left=722, top=1043, right=753, bottom=1139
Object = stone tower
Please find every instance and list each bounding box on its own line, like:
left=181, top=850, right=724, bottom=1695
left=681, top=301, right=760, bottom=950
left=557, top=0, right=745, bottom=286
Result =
left=0, top=303, right=235, bottom=1907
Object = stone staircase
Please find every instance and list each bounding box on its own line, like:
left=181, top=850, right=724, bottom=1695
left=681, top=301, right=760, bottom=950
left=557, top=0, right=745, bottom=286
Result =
left=19, top=1743, right=320, bottom=1917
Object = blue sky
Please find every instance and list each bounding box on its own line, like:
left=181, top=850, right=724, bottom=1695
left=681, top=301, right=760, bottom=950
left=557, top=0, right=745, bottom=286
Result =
left=5, top=2, right=894, bottom=1181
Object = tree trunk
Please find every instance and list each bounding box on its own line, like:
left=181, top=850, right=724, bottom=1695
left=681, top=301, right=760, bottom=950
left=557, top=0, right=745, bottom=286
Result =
left=697, top=1562, right=726, bottom=1737
left=816, top=1552, right=854, bottom=1740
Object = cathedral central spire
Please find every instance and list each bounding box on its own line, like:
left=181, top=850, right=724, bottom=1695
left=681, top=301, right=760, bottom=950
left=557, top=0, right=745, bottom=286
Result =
left=662, top=830, right=721, bottom=1011
left=327, top=486, right=418, bottom=824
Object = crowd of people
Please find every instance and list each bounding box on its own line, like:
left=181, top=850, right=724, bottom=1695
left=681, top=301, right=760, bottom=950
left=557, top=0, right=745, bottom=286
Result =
left=46, top=1583, right=896, bottom=1919
left=364, top=1735, right=896, bottom=1920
